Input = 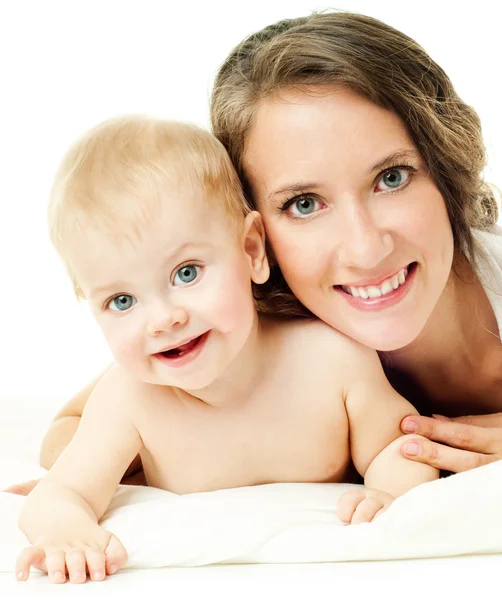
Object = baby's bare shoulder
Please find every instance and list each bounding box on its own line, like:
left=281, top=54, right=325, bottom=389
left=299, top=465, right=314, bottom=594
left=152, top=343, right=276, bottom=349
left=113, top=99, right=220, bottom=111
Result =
left=91, top=364, right=176, bottom=414
left=275, top=318, right=377, bottom=367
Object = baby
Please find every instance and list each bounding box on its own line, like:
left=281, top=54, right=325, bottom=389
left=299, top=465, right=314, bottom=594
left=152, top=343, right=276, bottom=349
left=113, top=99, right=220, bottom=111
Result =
left=16, top=117, right=437, bottom=584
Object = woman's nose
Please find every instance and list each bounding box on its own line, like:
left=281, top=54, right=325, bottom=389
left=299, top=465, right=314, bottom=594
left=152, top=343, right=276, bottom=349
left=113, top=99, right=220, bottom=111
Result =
left=335, top=202, right=394, bottom=269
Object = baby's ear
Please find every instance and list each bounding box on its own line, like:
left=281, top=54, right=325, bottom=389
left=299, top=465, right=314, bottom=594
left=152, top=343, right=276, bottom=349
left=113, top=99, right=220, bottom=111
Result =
left=242, top=211, right=270, bottom=284
left=73, top=280, right=86, bottom=300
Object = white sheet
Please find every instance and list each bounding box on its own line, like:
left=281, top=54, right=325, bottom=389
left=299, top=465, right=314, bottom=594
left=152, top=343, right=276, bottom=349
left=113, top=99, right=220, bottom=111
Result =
left=2, top=396, right=501, bottom=599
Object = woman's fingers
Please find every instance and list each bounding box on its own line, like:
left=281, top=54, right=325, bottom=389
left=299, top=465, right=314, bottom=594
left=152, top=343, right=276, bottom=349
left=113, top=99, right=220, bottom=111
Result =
left=401, top=415, right=501, bottom=453
left=446, top=413, right=502, bottom=428
left=401, top=437, right=494, bottom=472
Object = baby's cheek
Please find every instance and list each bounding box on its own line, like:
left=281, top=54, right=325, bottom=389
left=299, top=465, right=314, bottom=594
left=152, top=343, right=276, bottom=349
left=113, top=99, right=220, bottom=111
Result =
left=103, top=326, right=144, bottom=372
left=206, top=279, right=255, bottom=332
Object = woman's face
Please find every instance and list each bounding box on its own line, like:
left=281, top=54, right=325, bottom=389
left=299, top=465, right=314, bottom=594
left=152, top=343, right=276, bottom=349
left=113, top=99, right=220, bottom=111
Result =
left=243, top=86, right=454, bottom=351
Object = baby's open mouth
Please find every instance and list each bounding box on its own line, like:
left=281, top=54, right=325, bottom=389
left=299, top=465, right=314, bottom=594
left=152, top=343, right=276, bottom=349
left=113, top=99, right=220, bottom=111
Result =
left=160, top=334, right=206, bottom=358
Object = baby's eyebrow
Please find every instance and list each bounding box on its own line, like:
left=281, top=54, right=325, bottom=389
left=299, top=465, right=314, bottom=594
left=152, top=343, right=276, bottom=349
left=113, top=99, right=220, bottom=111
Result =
left=88, top=282, right=130, bottom=298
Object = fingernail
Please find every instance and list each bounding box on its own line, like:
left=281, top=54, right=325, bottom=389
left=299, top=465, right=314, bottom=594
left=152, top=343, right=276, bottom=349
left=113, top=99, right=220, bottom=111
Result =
left=93, top=571, right=104, bottom=580
left=402, top=418, right=418, bottom=433
left=16, top=571, right=25, bottom=580
left=432, top=414, right=450, bottom=421
left=109, top=564, right=117, bottom=575
left=404, top=442, right=421, bottom=456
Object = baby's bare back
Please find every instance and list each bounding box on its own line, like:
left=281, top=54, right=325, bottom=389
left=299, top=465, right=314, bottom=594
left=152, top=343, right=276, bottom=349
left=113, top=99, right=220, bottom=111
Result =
left=133, top=320, right=356, bottom=494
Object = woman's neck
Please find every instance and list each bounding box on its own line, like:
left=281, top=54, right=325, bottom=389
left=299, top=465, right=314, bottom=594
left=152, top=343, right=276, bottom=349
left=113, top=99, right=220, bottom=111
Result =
left=383, top=251, right=499, bottom=397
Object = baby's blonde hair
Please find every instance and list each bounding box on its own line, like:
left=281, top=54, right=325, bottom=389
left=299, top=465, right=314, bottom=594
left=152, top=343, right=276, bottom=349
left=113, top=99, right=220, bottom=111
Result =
left=49, top=116, right=248, bottom=295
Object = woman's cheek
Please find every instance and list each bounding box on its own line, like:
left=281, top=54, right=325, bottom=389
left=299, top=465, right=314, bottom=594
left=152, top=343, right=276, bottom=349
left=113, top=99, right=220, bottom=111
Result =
left=268, top=226, right=321, bottom=291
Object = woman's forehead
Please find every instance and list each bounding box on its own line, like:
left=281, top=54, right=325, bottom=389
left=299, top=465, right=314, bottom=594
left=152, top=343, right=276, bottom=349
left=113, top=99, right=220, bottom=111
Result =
left=243, top=86, right=417, bottom=194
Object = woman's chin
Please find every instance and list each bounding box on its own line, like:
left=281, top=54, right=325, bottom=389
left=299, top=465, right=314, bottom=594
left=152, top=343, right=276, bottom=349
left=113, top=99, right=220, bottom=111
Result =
left=335, top=321, right=424, bottom=353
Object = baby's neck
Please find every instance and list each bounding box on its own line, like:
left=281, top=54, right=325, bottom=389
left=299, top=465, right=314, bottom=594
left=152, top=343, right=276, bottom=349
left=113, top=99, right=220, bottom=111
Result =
left=176, top=311, right=272, bottom=409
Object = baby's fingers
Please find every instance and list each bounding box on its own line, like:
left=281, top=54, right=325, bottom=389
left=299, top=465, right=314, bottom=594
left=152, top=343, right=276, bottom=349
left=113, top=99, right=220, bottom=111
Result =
left=16, top=546, right=46, bottom=581
left=65, top=549, right=87, bottom=584
left=104, top=534, right=128, bottom=576
left=351, top=497, right=386, bottom=524
left=45, top=550, right=66, bottom=583
left=336, top=489, right=366, bottom=523
left=85, top=548, right=106, bottom=582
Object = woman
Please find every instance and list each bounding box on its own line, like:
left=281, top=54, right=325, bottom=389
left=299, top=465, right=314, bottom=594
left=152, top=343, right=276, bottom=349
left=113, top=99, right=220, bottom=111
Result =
left=6, top=11, right=501, bottom=496
left=210, top=11, right=502, bottom=474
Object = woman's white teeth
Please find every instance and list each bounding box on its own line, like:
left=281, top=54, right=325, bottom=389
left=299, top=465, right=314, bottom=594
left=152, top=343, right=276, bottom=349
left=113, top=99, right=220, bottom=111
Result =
left=342, top=267, right=409, bottom=299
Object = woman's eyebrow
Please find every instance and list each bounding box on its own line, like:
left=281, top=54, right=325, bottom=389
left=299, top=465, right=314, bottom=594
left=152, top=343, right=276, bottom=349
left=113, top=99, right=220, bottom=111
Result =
left=268, top=150, right=418, bottom=199
left=269, top=182, right=319, bottom=200
left=370, top=149, right=418, bottom=173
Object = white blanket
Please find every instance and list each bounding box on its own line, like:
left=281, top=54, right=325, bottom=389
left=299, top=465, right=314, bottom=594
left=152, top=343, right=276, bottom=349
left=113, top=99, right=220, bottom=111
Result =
left=1, top=459, right=501, bottom=572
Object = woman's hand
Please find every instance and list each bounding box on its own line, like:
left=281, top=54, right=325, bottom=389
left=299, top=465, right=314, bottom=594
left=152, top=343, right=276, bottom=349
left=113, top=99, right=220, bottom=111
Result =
left=399, top=413, right=502, bottom=472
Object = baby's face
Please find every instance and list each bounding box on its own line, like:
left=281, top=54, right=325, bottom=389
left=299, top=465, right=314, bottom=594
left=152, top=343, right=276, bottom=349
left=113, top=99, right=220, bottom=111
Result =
left=71, top=187, right=262, bottom=390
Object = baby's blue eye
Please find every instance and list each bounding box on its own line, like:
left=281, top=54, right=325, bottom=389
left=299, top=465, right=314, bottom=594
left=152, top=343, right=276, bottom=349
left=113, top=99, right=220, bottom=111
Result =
left=108, top=295, right=136, bottom=311
left=173, top=265, right=200, bottom=286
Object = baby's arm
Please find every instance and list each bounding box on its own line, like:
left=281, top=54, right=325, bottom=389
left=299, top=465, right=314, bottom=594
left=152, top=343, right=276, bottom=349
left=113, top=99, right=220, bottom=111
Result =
left=341, top=345, right=438, bottom=523
left=39, top=366, right=112, bottom=470
left=17, top=366, right=143, bottom=583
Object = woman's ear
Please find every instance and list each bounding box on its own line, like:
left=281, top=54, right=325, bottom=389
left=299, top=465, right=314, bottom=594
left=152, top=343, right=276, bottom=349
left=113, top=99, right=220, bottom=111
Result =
left=242, top=211, right=270, bottom=284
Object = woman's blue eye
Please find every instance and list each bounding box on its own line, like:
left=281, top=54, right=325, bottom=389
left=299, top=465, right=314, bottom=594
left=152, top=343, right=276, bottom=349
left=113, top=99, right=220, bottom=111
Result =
left=108, top=295, right=136, bottom=312
left=173, top=265, right=200, bottom=286
left=376, top=168, right=410, bottom=192
left=287, top=196, right=320, bottom=218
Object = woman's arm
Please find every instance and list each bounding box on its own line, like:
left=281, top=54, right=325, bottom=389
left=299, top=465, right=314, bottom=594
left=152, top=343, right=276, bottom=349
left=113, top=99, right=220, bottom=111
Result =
left=400, top=413, right=502, bottom=472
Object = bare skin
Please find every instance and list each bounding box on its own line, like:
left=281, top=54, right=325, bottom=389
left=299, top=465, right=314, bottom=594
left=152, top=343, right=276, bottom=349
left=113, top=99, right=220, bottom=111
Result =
left=14, top=152, right=437, bottom=585
left=17, top=317, right=436, bottom=583
left=241, top=86, right=502, bottom=473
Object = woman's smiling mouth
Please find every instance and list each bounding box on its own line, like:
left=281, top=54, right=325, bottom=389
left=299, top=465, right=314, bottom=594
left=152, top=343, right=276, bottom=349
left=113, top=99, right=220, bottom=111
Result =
left=335, top=263, right=417, bottom=310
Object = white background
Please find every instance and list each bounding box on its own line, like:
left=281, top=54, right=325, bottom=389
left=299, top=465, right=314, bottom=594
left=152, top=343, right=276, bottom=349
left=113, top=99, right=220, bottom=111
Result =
left=1, top=0, right=501, bottom=401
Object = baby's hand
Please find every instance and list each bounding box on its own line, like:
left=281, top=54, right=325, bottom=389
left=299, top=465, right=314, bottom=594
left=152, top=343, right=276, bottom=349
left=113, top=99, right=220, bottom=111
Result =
left=337, top=488, right=394, bottom=524
left=4, top=479, right=41, bottom=496
left=15, top=526, right=127, bottom=584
